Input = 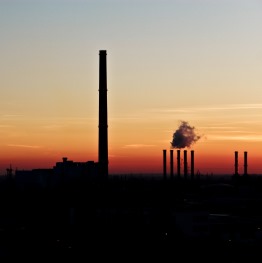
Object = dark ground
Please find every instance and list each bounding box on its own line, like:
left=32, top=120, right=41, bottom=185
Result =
left=1, top=174, right=262, bottom=262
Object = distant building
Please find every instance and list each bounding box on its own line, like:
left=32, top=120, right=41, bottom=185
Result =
left=53, top=157, right=98, bottom=180
left=15, top=157, right=99, bottom=189
left=15, top=168, right=53, bottom=189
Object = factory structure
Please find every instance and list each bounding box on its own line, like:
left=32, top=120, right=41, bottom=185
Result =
left=163, top=149, right=249, bottom=180
left=13, top=50, right=109, bottom=186
left=2, top=51, right=262, bottom=262
left=10, top=50, right=252, bottom=185
left=163, top=149, right=195, bottom=179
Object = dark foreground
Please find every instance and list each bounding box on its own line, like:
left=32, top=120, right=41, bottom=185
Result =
left=1, top=174, right=262, bottom=262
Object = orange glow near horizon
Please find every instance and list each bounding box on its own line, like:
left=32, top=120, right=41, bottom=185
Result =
left=1, top=140, right=262, bottom=176
left=1, top=1, right=262, bottom=176
left=1, top=111, right=262, bottom=176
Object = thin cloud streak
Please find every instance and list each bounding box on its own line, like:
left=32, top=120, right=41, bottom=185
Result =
left=42, top=124, right=66, bottom=130
left=1, top=114, right=25, bottom=119
left=7, top=144, right=42, bottom=149
left=199, top=126, right=242, bottom=130
left=149, top=104, right=262, bottom=114
left=111, top=117, right=145, bottom=122
left=212, top=131, right=258, bottom=134
left=123, top=144, right=156, bottom=149
left=207, top=135, right=262, bottom=142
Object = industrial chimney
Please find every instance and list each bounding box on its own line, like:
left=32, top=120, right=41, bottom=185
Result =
left=244, top=151, right=248, bottom=176
left=177, top=150, right=181, bottom=177
left=163, top=149, right=167, bottom=179
left=191, top=150, right=194, bottom=180
left=98, top=50, right=108, bottom=178
left=170, top=149, right=174, bottom=179
left=234, top=151, right=239, bottom=176
left=184, top=150, right=188, bottom=179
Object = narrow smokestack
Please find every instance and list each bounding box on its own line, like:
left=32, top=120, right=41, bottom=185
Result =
left=163, top=149, right=167, bottom=179
left=170, top=149, right=174, bottom=179
left=234, top=151, right=239, bottom=176
left=170, top=150, right=174, bottom=179
left=244, top=151, right=248, bottom=176
left=184, top=150, right=188, bottom=179
left=191, top=150, right=194, bottom=180
left=177, top=150, right=181, bottom=177
left=98, top=50, right=108, bottom=177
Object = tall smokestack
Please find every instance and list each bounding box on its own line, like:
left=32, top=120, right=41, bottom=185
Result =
left=163, top=149, right=167, bottom=179
left=184, top=150, right=188, bottom=179
left=170, top=149, right=174, bottom=179
left=234, top=151, right=239, bottom=176
left=244, top=151, right=248, bottom=176
left=177, top=150, right=181, bottom=177
left=191, top=150, right=194, bottom=180
left=98, top=50, right=108, bottom=177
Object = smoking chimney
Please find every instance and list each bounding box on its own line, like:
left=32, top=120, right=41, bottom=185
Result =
left=234, top=151, right=239, bottom=176
left=163, top=149, right=167, bottom=179
left=170, top=149, right=174, bottom=179
left=184, top=150, right=188, bottom=179
left=177, top=150, right=181, bottom=177
left=98, top=50, right=108, bottom=177
left=244, top=151, right=248, bottom=176
left=191, top=150, right=194, bottom=180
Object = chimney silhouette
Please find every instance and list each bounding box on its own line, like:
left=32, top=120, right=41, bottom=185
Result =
left=170, top=149, right=174, bottom=179
left=163, top=149, right=167, bottom=179
left=98, top=50, right=108, bottom=177
left=244, top=151, right=248, bottom=176
left=184, top=150, right=188, bottom=179
left=191, top=150, right=194, bottom=180
left=177, top=150, right=181, bottom=177
left=234, top=151, right=239, bottom=176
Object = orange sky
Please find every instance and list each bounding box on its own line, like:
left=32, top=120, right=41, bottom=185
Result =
left=1, top=1, right=262, bottom=176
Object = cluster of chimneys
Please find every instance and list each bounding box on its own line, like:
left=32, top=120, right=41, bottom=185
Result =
left=234, top=151, right=248, bottom=176
left=98, top=50, right=250, bottom=179
left=163, top=150, right=249, bottom=178
left=163, top=149, right=195, bottom=180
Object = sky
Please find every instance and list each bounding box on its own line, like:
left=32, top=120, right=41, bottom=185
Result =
left=0, top=0, right=262, bottom=176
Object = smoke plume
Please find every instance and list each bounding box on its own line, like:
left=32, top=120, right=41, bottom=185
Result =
left=171, top=121, right=201, bottom=149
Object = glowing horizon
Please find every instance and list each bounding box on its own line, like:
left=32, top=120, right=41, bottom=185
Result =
left=1, top=0, right=262, bottom=175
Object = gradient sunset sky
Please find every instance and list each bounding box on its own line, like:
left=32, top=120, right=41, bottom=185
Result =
left=1, top=0, right=262, bottom=175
